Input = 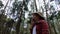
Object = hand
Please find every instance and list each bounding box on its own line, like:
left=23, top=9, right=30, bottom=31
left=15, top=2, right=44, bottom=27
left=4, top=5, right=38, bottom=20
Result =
left=30, top=19, right=35, bottom=29
left=31, top=19, right=35, bottom=25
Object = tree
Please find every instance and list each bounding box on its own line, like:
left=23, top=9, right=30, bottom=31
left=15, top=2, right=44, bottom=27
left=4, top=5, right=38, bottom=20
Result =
left=0, top=1, right=3, bottom=8
left=11, top=0, right=28, bottom=34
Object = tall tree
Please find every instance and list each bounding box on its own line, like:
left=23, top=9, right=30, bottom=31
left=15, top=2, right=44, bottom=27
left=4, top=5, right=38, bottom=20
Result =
left=11, top=0, right=28, bottom=34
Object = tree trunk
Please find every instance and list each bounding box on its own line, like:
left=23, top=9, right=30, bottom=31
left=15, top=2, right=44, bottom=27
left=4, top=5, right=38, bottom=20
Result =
left=3, top=0, right=9, bottom=14
left=16, top=5, right=23, bottom=34
left=2, top=0, right=10, bottom=34
left=34, top=0, right=38, bottom=12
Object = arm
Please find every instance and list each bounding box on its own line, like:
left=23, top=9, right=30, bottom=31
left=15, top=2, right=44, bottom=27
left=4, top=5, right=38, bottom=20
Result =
left=41, top=20, right=49, bottom=34
left=36, top=20, right=49, bottom=34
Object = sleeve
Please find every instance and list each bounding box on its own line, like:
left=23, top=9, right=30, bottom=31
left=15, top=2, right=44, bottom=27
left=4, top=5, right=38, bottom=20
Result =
left=36, top=20, right=49, bottom=34
left=41, top=20, right=49, bottom=34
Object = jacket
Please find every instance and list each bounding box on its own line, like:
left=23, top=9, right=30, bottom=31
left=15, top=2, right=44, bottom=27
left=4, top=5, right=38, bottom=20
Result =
left=30, top=20, right=49, bottom=34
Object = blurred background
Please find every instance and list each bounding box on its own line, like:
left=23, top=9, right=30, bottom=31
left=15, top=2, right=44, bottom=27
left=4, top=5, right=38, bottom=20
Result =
left=0, top=0, right=60, bottom=34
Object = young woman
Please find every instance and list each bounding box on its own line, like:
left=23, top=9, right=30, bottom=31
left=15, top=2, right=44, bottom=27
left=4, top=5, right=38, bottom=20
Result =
left=30, top=12, right=49, bottom=34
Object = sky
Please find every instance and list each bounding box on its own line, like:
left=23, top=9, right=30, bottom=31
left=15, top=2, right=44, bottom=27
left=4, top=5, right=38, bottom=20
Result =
left=1, top=0, right=60, bottom=29
left=1, top=0, right=60, bottom=19
left=1, top=0, right=8, bottom=6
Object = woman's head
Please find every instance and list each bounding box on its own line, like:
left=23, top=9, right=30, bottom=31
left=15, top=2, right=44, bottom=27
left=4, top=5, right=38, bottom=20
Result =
left=32, top=12, right=45, bottom=21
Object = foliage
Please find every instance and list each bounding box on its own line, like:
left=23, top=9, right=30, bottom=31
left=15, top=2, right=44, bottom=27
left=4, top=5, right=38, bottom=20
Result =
left=0, top=0, right=60, bottom=34
left=0, top=1, right=4, bottom=8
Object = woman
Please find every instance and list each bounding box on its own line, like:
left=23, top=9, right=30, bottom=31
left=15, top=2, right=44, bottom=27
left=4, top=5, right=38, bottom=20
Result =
left=30, top=12, right=49, bottom=34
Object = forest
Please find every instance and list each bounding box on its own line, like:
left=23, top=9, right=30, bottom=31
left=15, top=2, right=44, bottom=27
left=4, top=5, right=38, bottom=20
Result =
left=0, top=0, right=60, bottom=34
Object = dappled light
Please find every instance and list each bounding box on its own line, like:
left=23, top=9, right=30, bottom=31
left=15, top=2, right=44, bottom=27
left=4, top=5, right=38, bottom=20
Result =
left=0, top=0, right=60, bottom=34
